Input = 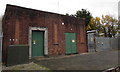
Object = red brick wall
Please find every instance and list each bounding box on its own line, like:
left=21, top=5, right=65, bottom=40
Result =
left=2, top=4, right=88, bottom=62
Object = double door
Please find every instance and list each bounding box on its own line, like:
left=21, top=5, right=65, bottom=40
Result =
left=65, top=33, right=76, bottom=54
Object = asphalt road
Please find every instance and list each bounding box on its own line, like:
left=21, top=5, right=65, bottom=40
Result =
left=34, top=50, right=119, bottom=70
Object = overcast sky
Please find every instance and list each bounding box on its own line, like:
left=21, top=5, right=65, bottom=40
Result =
left=0, top=0, right=119, bottom=19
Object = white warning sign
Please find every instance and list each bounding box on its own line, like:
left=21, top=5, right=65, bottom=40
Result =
left=72, top=40, right=75, bottom=43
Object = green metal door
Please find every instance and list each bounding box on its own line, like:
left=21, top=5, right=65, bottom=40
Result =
left=32, top=30, right=44, bottom=57
left=65, top=33, right=76, bottom=54
left=71, top=33, right=76, bottom=53
left=65, top=33, right=71, bottom=54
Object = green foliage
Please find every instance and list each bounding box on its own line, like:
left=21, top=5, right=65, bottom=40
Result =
left=89, top=15, right=119, bottom=37
left=65, top=13, right=75, bottom=17
left=75, top=9, right=92, bottom=26
left=66, top=9, right=92, bottom=27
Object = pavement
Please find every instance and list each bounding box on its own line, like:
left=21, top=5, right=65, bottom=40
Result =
left=2, top=62, right=49, bottom=70
left=33, top=50, right=119, bottom=70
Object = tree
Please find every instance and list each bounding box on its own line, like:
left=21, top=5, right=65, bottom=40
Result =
left=74, top=9, right=93, bottom=27
left=66, top=9, right=93, bottom=27
left=89, top=17, right=103, bottom=33
left=65, top=13, right=75, bottom=17
left=66, top=13, right=69, bottom=16
left=89, top=15, right=119, bottom=37
left=101, top=15, right=119, bottom=37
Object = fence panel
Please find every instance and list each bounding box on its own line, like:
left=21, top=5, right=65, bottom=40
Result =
left=95, top=37, right=119, bottom=52
left=95, top=37, right=111, bottom=51
left=110, top=38, right=119, bottom=50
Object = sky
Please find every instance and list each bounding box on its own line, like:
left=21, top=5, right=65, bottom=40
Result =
left=0, top=0, right=119, bottom=19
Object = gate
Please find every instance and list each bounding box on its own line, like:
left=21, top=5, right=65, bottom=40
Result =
left=87, top=33, right=96, bottom=52
left=87, top=30, right=96, bottom=52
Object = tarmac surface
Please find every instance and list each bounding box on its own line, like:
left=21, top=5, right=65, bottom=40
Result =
left=34, top=50, right=119, bottom=70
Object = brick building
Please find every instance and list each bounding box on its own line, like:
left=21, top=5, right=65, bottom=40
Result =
left=2, top=4, right=88, bottom=62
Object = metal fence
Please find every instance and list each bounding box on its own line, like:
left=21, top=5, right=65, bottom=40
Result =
left=87, top=34, right=120, bottom=52
left=95, top=37, right=119, bottom=51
